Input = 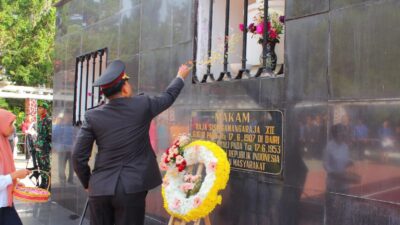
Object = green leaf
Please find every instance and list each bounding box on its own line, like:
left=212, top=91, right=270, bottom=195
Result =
left=0, top=0, right=56, bottom=87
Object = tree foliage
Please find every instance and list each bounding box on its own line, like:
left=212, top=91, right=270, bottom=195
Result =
left=0, top=0, right=56, bottom=87
left=0, top=98, right=9, bottom=108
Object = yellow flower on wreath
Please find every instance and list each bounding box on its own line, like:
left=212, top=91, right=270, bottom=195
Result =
left=162, top=140, right=231, bottom=222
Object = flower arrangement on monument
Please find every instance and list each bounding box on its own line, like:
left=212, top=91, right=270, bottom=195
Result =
left=239, top=0, right=285, bottom=44
left=239, top=0, right=285, bottom=71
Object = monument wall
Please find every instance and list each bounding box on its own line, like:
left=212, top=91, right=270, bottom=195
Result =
left=52, top=0, right=400, bottom=224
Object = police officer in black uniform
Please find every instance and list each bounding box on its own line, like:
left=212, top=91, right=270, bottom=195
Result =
left=72, top=60, right=190, bottom=225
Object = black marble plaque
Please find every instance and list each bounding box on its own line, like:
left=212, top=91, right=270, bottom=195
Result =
left=191, top=110, right=283, bottom=175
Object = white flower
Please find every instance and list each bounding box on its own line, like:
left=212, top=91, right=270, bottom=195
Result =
left=176, top=155, right=184, bottom=164
left=178, top=135, right=191, bottom=146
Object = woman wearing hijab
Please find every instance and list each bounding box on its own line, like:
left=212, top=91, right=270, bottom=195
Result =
left=0, top=109, right=30, bottom=225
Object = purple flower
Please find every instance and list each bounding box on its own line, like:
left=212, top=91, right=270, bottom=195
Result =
left=248, top=23, right=256, bottom=33
left=279, top=16, right=285, bottom=24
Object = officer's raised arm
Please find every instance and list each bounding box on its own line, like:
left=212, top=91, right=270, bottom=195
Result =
left=148, top=64, right=190, bottom=117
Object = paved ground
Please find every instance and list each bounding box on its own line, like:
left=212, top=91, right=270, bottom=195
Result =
left=13, top=154, right=90, bottom=225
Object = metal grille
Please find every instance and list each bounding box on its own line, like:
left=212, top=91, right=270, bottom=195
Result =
left=193, top=0, right=284, bottom=84
left=73, top=48, right=107, bottom=126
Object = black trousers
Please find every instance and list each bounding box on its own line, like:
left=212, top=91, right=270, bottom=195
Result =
left=89, top=180, right=148, bottom=225
left=0, top=206, right=23, bottom=225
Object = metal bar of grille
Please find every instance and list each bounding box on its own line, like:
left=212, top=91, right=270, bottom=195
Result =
left=237, top=0, right=249, bottom=79
left=91, top=52, right=97, bottom=108
left=218, top=0, right=231, bottom=81
left=73, top=57, right=79, bottom=126
left=192, top=0, right=199, bottom=84
left=98, top=50, right=104, bottom=103
left=202, top=0, right=215, bottom=82
left=78, top=57, right=84, bottom=125
left=261, top=0, right=269, bottom=67
left=85, top=55, right=90, bottom=111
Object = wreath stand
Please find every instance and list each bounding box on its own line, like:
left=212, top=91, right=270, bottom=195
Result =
left=167, top=164, right=212, bottom=225
left=168, top=215, right=211, bottom=225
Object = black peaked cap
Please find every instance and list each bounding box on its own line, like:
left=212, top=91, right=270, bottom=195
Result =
left=93, top=60, right=126, bottom=87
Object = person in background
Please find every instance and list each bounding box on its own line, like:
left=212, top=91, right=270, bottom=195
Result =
left=378, top=119, right=394, bottom=162
left=352, top=119, right=369, bottom=160
left=0, top=109, right=31, bottom=224
left=73, top=60, right=190, bottom=225
left=54, top=114, right=75, bottom=185
left=324, top=124, right=354, bottom=193
left=36, top=102, right=52, bottom=189
left=21, top=116, right=32, bottom=135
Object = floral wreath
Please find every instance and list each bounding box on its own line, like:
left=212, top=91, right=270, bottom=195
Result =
left=160, top=135, right=230, bottom=222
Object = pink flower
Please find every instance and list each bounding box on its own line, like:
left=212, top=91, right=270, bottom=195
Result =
left=161, top=153, right=167, bottom=161
left=184, top=174, right=191, bottom=182
left=167, top=154, right=173, bottom=162
left=256, top=22, right=264, bottom=34
left=239, top=23, right=245, bottom=31
left=163, top=153, right=170, bottom=163
left=173, top=138, right=180, bottom=146
left=184, top=174, right=200, bottom=182
left=172, top=198, right=181, bottom=209
left=193, top=197, right=202, bottom=207
left=171, top=146, right=179, bottom=155
left=159, top=161, right=169, bottom=171
left=180, top=182, right=195, bottom=192
left=208, top=162, right=217, bottom=172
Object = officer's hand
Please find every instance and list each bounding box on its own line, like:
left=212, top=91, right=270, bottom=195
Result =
left=177, top=64, right=190, bottom=80
left=11, top=169, right=31, bottom=180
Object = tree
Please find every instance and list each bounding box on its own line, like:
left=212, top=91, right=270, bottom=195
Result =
left=0, top=98, right=9, bottom=108
left=0, top=0, right=56, bottom=87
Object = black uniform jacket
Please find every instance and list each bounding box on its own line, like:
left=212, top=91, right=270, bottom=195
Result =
left=72, top=78, right=184, bottom=196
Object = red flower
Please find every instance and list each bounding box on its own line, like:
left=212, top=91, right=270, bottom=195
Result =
left=176, top=159, right=187, bottom=172
left=269, top=29, right=278, bottom=39
left=178, top=164, right=186, bottom=172
left=239, top=23, right=245, bottom=31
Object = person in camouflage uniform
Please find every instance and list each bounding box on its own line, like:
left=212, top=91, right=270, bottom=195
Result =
left=36, top=102, right=52, bottom=189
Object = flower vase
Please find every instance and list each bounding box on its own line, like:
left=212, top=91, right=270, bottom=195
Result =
left=260, top=42, right=277, bottom=71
